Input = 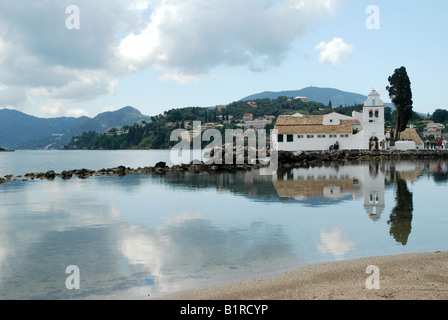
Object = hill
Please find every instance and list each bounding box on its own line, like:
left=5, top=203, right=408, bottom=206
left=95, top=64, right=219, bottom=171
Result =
left=240, top=86, right=369, bottom=107
left=0, top=107, right=151, bottom=150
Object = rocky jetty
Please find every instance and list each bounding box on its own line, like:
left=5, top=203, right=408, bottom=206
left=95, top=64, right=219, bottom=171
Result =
left=276, top=149, right=448, bottom=168
left=1, top=149, right=448, bottom=184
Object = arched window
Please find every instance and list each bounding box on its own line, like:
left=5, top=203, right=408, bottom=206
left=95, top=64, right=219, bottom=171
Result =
left=375, top=110, right=379, bottom=118
left=369, top=109, right=374, bottom=118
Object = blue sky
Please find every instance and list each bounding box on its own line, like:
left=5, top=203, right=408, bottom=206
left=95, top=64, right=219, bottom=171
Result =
left=0, top=0, right=446, bottom=118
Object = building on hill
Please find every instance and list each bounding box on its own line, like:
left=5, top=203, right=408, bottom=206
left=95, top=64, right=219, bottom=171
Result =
left=273, top=89, right=388, bottom=151
left=243, top=113, right=254, bottom=121
left=294, top=96, right=309, bottom=102
left=423, top=122, right=445, bottom=138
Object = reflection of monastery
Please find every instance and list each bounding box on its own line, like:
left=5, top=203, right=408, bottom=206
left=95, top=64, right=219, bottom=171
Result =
left=272, top=161, right=425, bottom=221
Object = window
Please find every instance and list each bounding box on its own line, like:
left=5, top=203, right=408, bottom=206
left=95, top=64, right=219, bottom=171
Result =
left=340, top=134, right=349, bottom=138
left=369, top=109, right=374, bottom=118
left=307, top=135, right=314, bottom=139
left=297, top=135, right=304, bottom=139
left=278, top=134, right=284, bottom=143
left=375, top=110, right=379, bottom=118
left=322, top=135, right=326, bottom=138
left=287, top=134, right=294, bottom=142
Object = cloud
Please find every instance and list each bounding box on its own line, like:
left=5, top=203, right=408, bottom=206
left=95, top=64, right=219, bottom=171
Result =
left=0, top=85, right=29, bottom=108
left=317, top=226, right=355, bottom=259
left=315, top=37, right=354, bottom=67
left=66, top=108, right=90, bottom=118
left=0, top=0, right=141, bottom=114
left=119, top=0, right=347, bottom=83
left=0, top=0, right=345, bottom=114
left=39, top=101, right=66, bottom=117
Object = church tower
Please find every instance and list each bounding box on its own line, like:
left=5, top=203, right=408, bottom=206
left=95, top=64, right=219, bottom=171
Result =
left=362, top=89, right=386, bottom=150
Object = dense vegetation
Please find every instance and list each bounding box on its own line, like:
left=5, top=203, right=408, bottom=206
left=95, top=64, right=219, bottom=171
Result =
left=64, top=95, right=429, bottom=150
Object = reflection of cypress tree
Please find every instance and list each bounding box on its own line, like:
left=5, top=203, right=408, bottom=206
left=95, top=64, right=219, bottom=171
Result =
left=388, top=173, right=413, bottom=245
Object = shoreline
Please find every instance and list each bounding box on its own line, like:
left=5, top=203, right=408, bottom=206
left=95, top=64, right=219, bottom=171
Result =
left=2, top=149, right=448, bottom=184
left=163, top=251, right=448, bottom=300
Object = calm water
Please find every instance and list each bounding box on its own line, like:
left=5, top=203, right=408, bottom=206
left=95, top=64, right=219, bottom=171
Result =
left=1, top=151, right=448, bottom=299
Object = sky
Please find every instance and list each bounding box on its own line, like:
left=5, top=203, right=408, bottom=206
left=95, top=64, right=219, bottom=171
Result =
left=0, top=0, right=447, bottom=118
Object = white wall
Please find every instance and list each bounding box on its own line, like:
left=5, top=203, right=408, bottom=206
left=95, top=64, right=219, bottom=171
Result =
left=276, top=133, right=354, bottom=151
left=390, top=141, right=417, bottom=150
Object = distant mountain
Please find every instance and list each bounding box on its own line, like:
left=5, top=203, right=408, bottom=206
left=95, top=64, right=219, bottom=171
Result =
left=240, top=86, right=369, bottom=107
left=0, top=106, right=151, bottom=150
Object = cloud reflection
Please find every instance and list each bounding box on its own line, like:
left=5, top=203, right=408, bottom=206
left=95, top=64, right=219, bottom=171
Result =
left=317, top=226, right=355, bottom=259
left=119, top=213, right=295, bottom=297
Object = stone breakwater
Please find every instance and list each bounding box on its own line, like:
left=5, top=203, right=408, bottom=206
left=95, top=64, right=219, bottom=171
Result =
left=0, top=161, right=268, bottom=184
left=276, top=149, right=448, bottom=168
left=1, top=149, right=448, bottom=184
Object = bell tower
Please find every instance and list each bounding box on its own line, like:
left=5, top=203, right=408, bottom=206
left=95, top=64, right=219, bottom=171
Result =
left=362, top=89, right=386, bottom=150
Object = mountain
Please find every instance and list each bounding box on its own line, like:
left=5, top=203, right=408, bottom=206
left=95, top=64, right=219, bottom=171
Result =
left=0, top=106, right=151, bottom=150
left=240, top=86, right=369, bottom=107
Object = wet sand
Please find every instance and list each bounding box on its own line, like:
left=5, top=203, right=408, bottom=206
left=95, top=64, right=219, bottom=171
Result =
left=164, top=252, right=448, bottom=300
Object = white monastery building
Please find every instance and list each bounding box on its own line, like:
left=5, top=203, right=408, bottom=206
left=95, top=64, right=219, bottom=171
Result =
left=274, top=89, right=388, bottom=151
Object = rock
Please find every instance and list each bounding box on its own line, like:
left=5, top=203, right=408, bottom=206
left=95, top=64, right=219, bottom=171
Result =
left=75, top=168, right=95, bottom=179
left=154, top=167, right=167, bottom=174
left=44, top=170, right=56, bottom=180
left=60, top=171, right=73, bottom=180
left=171, top=165, right=183, bottom=173
left=188, top=165, right=200, bottom=173
left=155, top=162, right=167, bottom=168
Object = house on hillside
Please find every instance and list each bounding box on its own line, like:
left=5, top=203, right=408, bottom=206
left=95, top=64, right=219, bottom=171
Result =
left=241, top=118, right=273, bottom=130
left=243, top=113, right=254, bottom=121
left=273, top=89, right=388, bottom=151
left=294, top=96, right=309, bottom=102
left=423, top=122, right=445, bottom=138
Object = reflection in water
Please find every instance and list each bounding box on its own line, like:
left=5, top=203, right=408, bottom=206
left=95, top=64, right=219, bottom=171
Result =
left=388, top=172, right=414, bottom=245
left=269, top=161, right=424, bottom=244
left=317, top=226, right=355, bottom=260
left=0, top=160, right=447, bottom=299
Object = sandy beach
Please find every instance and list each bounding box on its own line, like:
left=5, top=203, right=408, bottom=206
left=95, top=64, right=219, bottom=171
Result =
left=164, top=252, right=448, bottom=300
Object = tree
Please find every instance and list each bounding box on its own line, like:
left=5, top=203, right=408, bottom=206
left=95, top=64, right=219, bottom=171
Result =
left=386, top=66, right=413, bottom=140
left=431, top=109, right=448, bottom=124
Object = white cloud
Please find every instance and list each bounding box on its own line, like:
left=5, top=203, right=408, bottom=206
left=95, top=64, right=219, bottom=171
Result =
left=315, top=37, right=354, bottom=67
left=119, top=0, right=347, bottom=83
left=66, top=108, right=90, bottom=118
left=0, top=85, right=29, bottom=108
left=38, top=101, right=66, bottom=117
left=0, top=0, right=346, bottom=113
left=0, top=0, right=141, bottom=113
left=317, top=226, right=355, bottom=259
left=31, top=72, right=120, bottom=103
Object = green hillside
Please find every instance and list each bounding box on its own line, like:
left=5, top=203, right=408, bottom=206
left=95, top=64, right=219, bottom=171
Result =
left=0, top=107, right=150, bottom=149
